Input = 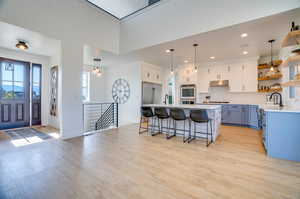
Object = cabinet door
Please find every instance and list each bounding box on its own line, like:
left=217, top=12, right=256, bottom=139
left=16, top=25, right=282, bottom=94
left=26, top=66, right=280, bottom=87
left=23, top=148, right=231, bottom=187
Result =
left=249, top=106, right=259, bottom=128
left=241, top=105, right=250, bottom=125
left=152, top=69, right=162, bottom=84
left=227, top=105, right=242, bottom=124
left=243, top=62, right=258, bottom=92
left=229, top=64, right=243, bottom=92
left=198, top=66, right=209, bottom=93
left=142, top=67, right=151, bottom=82
left=217, top=64, right=230, bottom=80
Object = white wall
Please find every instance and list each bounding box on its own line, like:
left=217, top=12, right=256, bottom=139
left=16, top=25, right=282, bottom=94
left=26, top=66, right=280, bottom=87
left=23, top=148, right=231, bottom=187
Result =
left=0, top=47, right=51, bottom=126
left=83, top=45, right=107, bottom=102
left=198, top=88, right=266, bottom=105
left=0, top=0, right=120, bottom=139
left=104, top=62, right=142, bottom=126
left=120, top=0, right=300, bottom=53
left=48, top=51, right=61, bottom=129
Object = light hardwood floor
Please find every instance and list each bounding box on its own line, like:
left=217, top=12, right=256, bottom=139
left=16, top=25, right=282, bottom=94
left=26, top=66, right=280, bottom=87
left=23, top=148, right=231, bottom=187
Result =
left=0, top=126, right=59, bottom=152
left=0, top=124, right=299, bottom=199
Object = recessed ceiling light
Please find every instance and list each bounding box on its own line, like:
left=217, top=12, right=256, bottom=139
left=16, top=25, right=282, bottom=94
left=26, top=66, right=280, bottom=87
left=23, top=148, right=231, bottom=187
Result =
left=16, top=40, right=29, bottom=50
left=184, top=60, right=189, bottom=63
left=241, top=33, right=248, bottom=38
left=243, top=51, right=248, bottom=55
left=165, top=49, right=171, bottom=53
left=210, top=56, right=215, bottom=59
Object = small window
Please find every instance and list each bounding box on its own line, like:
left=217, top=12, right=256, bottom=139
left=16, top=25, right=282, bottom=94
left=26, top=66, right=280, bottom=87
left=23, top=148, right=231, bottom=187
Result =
left=82, top=71, right=90, bottom=102
left=289, top=66, right=296, bottom=99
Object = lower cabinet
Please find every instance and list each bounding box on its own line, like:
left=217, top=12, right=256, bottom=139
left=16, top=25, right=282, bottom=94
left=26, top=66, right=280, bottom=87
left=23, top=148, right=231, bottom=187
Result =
left=221, top=104, right=259, bottom=129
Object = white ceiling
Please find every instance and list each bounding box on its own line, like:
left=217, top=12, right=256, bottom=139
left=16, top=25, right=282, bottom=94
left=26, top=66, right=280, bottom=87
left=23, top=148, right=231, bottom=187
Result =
left=87, top=0, right=149, bottom=19
left=0, top=21, right=61, bottom=57
left=111, top=8, right=300, bottom=68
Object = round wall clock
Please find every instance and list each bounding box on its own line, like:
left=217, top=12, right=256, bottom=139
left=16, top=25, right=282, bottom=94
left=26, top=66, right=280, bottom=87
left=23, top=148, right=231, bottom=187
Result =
left=112, top=78, right=130, bottom=104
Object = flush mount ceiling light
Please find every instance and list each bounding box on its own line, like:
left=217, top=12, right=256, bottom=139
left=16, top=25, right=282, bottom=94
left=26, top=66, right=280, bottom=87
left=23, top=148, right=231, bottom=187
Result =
left=193, top=44, right=198, bottom=72
left=241, top=33, right=248, bottom=38
left=184, top=60, right=189, bottom=63
left=16, top=40, right=29, bottom=50
left=243, top=51, right=248, bottom=55
left=210, top=56, right=215, bottom=60
left=169, top=49, right=175, bottom=74
left=165, top=49, right=171, bottom=53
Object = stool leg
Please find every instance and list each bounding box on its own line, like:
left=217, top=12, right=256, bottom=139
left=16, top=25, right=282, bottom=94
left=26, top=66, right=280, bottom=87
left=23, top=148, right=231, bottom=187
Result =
left=138, top=116, right=142, bottom=134
left=210, top=120, right=213, bottom=144
left=183, top=120, right=186, bottom=143
left=206, top=122, right=209, bottom=147
left=150, top=117, right=155, bottom=135
left=166, top=118, right=170, bottom=139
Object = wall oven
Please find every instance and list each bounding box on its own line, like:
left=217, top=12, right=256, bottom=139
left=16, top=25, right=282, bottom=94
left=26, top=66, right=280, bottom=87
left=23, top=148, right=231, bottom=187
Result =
left=180, top=84, right=196, bottom=104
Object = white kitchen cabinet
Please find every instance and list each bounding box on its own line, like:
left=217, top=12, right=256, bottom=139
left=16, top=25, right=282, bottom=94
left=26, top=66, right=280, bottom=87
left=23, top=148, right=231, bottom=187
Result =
left=178, top=65, right=197, bottom=85
left=243, top=62, right=258, bottom=92
left=229, top=63, right=244, bottom=92
left=142, top=63, right=162, bottom=84
left=229, top=61, right=258, bottom=92
left=198, top=66, right=210, bottom=93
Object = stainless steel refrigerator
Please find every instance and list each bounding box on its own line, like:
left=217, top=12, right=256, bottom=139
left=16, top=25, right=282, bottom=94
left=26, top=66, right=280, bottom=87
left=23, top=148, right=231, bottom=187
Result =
left=142, top=82, right=162, bottom=104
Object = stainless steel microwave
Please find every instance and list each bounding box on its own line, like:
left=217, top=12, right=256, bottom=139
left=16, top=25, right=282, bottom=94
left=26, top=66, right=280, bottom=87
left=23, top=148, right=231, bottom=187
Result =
left=180, top=84, right=196, bottom=99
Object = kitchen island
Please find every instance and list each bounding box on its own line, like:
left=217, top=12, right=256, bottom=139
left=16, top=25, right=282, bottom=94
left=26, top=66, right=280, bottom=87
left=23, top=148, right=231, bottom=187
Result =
left=260, top=106, right=300, bottom=162
left=142, top=104, right=222, bottom=142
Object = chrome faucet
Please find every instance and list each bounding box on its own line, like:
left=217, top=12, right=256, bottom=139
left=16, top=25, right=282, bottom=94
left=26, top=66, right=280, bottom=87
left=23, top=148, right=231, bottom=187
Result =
left=269, top=92, right=283, bottom=107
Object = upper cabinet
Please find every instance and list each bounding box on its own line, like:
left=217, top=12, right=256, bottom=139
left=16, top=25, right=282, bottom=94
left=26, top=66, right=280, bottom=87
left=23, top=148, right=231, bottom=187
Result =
left=229, top=60, right=258, bottom=92
left=141, top=63, right=162, bottom=84
left=198, top=65, right=210, bottom=93
left=196, top=58, right=258, bottom=93
left=177, top=65, right=197, bottom=85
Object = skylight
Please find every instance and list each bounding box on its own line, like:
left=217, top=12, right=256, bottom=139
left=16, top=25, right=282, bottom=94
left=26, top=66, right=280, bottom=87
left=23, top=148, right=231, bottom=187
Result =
left=87, top=0, right=161, bottom=20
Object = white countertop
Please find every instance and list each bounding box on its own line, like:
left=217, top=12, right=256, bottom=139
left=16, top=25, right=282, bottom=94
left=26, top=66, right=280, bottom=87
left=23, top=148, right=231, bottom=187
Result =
left=142, top=104, right=221, bottom=110
left=259, top=105, right=300, bottom=113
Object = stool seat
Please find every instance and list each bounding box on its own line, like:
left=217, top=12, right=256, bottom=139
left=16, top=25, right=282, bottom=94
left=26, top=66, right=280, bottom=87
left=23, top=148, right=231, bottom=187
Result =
left=141, top=107, right=154, bottom=118
left=139, top=107, right=155, bottom=135
left=153, top=107, right=170, bottom=136
left=168, top=108, right=190, bottom=142
left=170, top=108, right=187, bottom=121
left=154, top=107, right=169, bottom=119
left=189, top=109, right=213, bottom=147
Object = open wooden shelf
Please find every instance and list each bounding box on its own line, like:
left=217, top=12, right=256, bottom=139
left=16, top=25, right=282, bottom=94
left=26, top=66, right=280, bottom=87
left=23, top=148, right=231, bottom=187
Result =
left=258, top=74, right=282, bottom=81
left=258, top=60, right=282, bottom=69
left=258, top=88, right=283, bottom=93
left=258, top=64, right=277, bottom=69
left=281, top=30, right=300, bottom=47
left=281, top=79, right=300, bottom=87
left=281, top=54, right=300, bottom=67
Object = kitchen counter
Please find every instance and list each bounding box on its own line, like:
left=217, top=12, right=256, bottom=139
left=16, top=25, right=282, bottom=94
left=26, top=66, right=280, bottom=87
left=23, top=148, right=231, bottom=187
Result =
left=259, top=105, right=300, bottom=113
left=143, top=104, right=221, bottom=110
left=142, top=104, right=222, bottom=142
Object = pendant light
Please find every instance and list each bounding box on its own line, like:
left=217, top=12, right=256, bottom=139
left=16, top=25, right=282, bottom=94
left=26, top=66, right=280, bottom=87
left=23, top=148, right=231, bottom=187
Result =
left=268, top=39, right=275, bottom=72
left=92, top=58, right=102, bottom=76
left=193, top=44, right=198, bottom=72
left=169, top=49, right=175, bottom=74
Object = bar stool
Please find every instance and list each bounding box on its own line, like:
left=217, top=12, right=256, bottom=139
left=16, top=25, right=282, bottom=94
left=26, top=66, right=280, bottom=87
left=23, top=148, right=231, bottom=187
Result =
left=168, top=108, right=190, bottom=142
left=139, top=107, right=155, bottom=135
left=189, top=109, right=213, bottom=147
left=153, top=107, right=170, bottom=136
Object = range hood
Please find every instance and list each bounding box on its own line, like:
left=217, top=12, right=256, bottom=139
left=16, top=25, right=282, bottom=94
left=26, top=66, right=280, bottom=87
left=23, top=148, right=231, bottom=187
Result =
left=209, top=80, right=229, bottom=87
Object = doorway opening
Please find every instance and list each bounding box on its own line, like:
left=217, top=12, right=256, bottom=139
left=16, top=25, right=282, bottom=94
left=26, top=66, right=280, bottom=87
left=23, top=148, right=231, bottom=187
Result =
left=0, top=57, right=41, bottom=130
